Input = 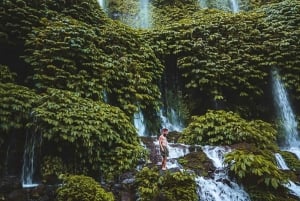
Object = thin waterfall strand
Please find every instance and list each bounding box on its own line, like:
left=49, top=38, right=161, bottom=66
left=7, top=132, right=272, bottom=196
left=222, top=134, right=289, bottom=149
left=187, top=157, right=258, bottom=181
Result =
left=21, top=131, right=42, bottom=188
left=274, top=153, right=300, bottom=198
left=272, top=69, right=300, bottom=157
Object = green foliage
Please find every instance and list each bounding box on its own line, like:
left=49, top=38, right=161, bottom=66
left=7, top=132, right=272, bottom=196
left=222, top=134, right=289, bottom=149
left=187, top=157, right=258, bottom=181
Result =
left=40, top=156, right=65, bottom=180
left=24, top=16, right=106, bottom=100
left=144, top=0, right=300, bottom=116
left=224, top=150, right=287, bottom=189
left=280, top=151, right=300, bottom=172
left=29, top=88, right=146, bottom=177
left=247, top=187, right=298, bottom=201
left=56, top=174, right=114, bottom=201
left=158, top=171, right=198, bottom=201
left=178, top=151, right=212, bottom=177
left=135, top=167, right=197, bottom=201
left=0, top=83, right=38, bottom=132
left=0, top=65, right=16, bottom=83
left=259, top=0, right=300, bottom=101
left=179, top=110, right=277, bottom=148
left=135, top=167, right=160, bottom=201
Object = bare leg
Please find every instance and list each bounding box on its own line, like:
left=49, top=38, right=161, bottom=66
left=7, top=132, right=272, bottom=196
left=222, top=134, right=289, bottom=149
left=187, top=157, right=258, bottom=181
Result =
left=162, top=157, right=167, bottom=170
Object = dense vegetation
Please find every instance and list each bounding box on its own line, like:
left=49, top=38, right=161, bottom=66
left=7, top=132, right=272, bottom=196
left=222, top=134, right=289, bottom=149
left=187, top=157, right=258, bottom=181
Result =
left=0, top=0, right=299, bottom=200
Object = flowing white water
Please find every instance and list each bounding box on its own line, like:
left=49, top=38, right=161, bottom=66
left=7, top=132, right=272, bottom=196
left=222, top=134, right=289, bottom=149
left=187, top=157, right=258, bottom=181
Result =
left=199, top=0, right=239, bottom=12
left=159, top=109, right=183, bottom=132
left=138, top=0, right=151, bottom=29
left=230, top=0, right=239, bottom=13
left=272, top=69, right=300, bottom=158
left=97, top=0, right=107, bottom=11
left=274, top=153, right=300, bottom=197
left=134, top=108, right=146, bottom=136
left=198, top=146, right=251, bottom=201
left=274, top=153, right=289, bottom=170
left=21, top=131, right=41, bottom=188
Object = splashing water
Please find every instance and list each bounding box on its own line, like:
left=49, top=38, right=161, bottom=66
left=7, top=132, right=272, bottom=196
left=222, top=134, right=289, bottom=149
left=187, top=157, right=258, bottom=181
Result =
left=97, top=0, right=107, bottom=11
left=134, top=109, right=146, bottom=136
left=198, top=146, right=251, bottom=201
left=230, top=0, right=239, bottom=13
left=274, top=153, right=300, bottom=197
left=138, top=0, right=151, bottom=28
left=274, top=153, right=289, bottom=170
left=159, top=109, right=183, bottom=132
left=22, top=131, right=41, bottom=188
left=272, top=69, right=300, bottom=158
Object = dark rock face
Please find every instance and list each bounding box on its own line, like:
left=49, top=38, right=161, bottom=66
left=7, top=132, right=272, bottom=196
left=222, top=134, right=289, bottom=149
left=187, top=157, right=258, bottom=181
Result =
left=0, top=177, right=57, bottom=201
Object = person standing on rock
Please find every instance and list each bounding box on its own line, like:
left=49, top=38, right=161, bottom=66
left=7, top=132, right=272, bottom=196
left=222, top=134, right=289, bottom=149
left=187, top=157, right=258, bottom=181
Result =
left=159, top=128, right=169, bottom=170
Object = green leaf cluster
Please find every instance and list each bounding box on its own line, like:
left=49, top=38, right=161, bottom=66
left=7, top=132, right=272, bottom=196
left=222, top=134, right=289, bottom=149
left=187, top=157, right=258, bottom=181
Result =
left=56, top=174, right=114, bottom=201
left=224, top=150, right=287, bottom=189
left=0, top=65, right=17, bottom=83
left=143, top=0, right=300, bottom=117
left=135, top=167, right=197, bottom=201
left=40, top=156, right=65, bottom=181
left=179, top=110, right=277, bottom=148
left=29, top=88, right=146, bottom=177
left=0, top=82, right=38, bottom=132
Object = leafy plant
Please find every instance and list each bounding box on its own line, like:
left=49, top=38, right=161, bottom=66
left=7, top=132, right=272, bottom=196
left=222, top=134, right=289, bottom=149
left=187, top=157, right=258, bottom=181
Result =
left=28, top=88, right=146, bottom=178
left=56, top=174, right=114, bottom=201
left=135, top=167, right=197, bottom=201
left=179, top=110, right=277, bottom=148
left=40, top=156, right=65, bottom=182
left=224, top=150, right=288, bottom=189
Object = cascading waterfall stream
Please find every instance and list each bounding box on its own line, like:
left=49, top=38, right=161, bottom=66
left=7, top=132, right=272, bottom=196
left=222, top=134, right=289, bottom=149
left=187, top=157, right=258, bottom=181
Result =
left=134, top=108, right=146, bottom=136
left=199, top=0, right=239, bottom=12
left=274, top=153, right=300, bottom=197
left=138, top=0, right=151, bottom=29
left=230, top=0, right=239, bottom=13
left=198, top=146, right=251, bottom=201
left=159, top=109, right=183, bottom=132
left=272, top=69, right=300, bottom=158
left=151, top=141, right=251, bottom=200
left=274, top=153, right=289, bottom=170
left=97, top=0, right=107, bottom=12
left=21, top=131, right=42, bottom=188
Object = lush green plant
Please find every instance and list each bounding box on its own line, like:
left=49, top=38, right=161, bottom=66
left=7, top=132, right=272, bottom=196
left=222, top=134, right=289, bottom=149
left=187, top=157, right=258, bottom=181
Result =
left=0, top=65, right=16, bottom=83
left=28, top=88, right=146, bottom=177
left=56, top=174, right=114, bottom=201
left=0, top=83, right=38, bottom=132
left=179, top=110, right=277, bottom=148
left=40, top=156, right=65, bottom=181
left=224, top=150, right=287, bottom=189
left=135, top=167, right=197, bottom=201
left=178, top=151, right=212, bottom=177
left=280, top=151, right=300, bottom=171
left=158, top=171, right=198, bottom=201
left=135, top=167, right=160, bottom=201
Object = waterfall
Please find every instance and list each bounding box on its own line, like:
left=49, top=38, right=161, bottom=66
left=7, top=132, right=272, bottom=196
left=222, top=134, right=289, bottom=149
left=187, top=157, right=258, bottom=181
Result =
left=102, top=90, right=108, bottom=103
left=230, top=0, right=239, bottom=13
left=134, top=108, right=146, bottom=136
left=274, top=153, right=289, bottom=170
left=159, top=109, right=183, bottom=132
left=97, top=0, right=107, bottom=11
left=199, top=0, right=239, bottom=13
left=138, top=0, right=151, bottom=29
left=198, top=146, right=251, bottom=201
left=272, top=69, right=300, bottom=158
left=21, top=131, right=41, bottom=188
left=274, top=153, right=300, bottom=197
left=199, top=0, right=208, bottom=8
